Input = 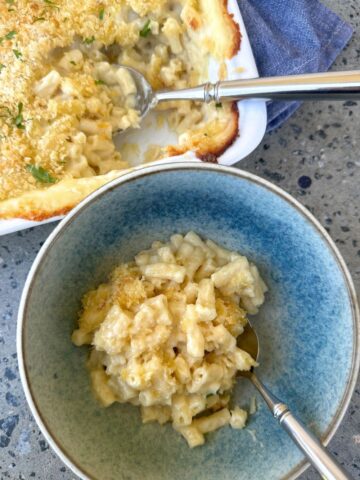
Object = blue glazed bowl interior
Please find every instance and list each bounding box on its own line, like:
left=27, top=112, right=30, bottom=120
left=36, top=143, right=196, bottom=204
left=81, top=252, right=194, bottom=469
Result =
left=20, top=165, right=357, bottom=480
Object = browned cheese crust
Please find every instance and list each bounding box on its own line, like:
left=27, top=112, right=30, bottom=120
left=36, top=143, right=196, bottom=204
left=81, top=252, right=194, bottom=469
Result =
left=0, top=0, right=242, bottom=220
left=166, top=102, right=239, bottom=160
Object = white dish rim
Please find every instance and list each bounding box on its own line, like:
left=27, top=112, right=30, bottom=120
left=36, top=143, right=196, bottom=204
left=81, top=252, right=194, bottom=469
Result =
left=0, top=0, right=267, bottom=236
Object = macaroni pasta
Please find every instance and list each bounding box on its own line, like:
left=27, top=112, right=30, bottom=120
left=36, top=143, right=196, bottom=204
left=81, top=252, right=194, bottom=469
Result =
left=0, top=0, right=240, bottom=219
left=72, top=232, right=267, bottom=447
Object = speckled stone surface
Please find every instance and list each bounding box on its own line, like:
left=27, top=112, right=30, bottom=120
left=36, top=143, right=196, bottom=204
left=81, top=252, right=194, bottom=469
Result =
left=0, top=1, right=359, bottom=478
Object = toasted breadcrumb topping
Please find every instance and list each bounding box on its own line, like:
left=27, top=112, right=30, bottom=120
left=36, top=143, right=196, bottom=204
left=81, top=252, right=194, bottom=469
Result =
left=0, top=0, right=240, bottom=213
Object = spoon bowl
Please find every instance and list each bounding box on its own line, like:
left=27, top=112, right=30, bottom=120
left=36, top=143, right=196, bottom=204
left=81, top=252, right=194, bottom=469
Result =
left=18, top=162, right=358, bottom=480
left=113, top=66, right=360, bottom=130
left=237, top=322, right=259, bottom=374
left=120, top=66, right=155, bottom=119
left=236, top=322, right=352, bottom=479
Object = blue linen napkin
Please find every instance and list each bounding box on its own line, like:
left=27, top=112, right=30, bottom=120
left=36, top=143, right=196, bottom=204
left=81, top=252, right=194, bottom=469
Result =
left=238, top=0, right=353, bottom=131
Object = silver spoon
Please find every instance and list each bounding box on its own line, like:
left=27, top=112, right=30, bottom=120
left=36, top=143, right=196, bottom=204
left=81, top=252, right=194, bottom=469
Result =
left=236, top=322, right=352, bottom=480
left=119, top=67, right=360, bottom=123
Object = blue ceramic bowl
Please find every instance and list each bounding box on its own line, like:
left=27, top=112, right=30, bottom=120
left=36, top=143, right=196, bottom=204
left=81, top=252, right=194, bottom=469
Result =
left=18, top=163, right=359, bottom=480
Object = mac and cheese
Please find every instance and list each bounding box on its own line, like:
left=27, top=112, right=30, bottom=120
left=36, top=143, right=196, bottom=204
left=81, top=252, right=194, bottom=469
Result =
left=72, top=232, right=267, bottom=447
left=0, top=0, right=240, bottom=220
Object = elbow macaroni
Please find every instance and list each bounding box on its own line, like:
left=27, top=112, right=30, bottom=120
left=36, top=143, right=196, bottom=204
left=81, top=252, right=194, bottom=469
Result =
left=0, top=0, right=240, bottom=212
left=72, top=232, right=267, bottom=447
left=35, top=59, right=140, bottom=179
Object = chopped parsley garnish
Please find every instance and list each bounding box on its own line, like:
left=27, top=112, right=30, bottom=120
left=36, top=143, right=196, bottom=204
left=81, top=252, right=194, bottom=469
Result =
left=99, top=7, right=105, bottom=20
left=13, top=49, right=22, bottom=59
left=33, top=17, right=46, bottom=22
left=70, top=60, right=76, bottom=65
left=13, top=102, right=25, bottom=129
left=26, top=164, right=57, bottom=183
left=43, top=0, right=59, bottom=8
left=139, top=19, right=151, bottom=38
left=95, top=79, right=105, bottom=85
left=0, top=64, right=5, bottom=74
left=84, top=36, right=95, bottom=45
left=0, top=30, right=16, bottom=44
left=215, top=102, right=222, bottom=108
left=5, top=30, right=16, bottom=40
left=0, top=103, right=29, bottom=130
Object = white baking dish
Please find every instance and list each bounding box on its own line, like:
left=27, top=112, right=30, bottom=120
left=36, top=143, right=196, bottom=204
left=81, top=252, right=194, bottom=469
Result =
left=0, top=0, right=267, bottom=235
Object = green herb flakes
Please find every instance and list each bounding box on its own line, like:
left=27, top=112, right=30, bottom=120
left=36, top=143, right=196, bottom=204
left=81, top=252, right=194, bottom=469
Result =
left=84, top=36, right=95, bottom=45
left=0, top=30, right=16, bottom=44
left=13, top=103, right=25, bottom=129
left=5, top=31, right=16, bottom=40
left=139, top=20, right=151, bottom=38
left=43, top=0, right=59, bottom=8
left=99, top=8, right=105, bottom=20
left=95, top=79, right=105, bottom=85
left=26, top=164, right=57, bottom=183
left=13, top=49, right=22, bottom=59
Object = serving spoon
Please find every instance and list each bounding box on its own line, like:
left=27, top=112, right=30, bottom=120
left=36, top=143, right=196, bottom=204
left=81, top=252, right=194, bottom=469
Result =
left=237, top=323, right=352, bottom=480
left=118, top=67, right=360, bottom=124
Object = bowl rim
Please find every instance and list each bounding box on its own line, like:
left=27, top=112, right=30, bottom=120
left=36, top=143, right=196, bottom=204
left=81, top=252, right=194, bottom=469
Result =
left=17, top=162, right=360, bottom=480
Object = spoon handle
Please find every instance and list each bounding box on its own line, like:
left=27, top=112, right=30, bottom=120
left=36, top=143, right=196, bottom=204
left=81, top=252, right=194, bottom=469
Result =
left=251, top=373, right=352, bottom=480
left=155, top=70, right=360, bottom=103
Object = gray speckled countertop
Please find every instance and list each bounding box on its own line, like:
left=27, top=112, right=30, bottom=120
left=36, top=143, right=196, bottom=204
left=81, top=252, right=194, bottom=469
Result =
left=0, top=1, right=359, bottom=479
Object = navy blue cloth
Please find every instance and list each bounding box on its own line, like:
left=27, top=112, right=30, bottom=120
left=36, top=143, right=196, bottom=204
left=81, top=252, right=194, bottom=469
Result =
left=239, top=0, right=353, bottom=131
